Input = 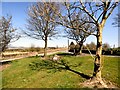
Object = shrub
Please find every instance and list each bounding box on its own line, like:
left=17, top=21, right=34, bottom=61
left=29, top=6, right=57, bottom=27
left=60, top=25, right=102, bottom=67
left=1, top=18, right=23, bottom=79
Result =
left=69, top=42, right=75, bottom=53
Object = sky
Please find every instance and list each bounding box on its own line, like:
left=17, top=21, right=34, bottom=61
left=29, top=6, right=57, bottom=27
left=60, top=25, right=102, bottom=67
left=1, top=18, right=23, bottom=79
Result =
left=1, top=2, right=119, bottom=48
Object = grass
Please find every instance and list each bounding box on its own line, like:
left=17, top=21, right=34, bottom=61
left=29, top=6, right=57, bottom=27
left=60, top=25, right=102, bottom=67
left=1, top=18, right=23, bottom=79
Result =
left=2, top=53, right=120, bottom=88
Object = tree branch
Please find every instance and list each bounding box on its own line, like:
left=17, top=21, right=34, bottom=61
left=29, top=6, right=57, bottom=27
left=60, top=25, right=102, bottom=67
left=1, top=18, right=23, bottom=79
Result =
left=79, top=0, right=98, bottom=24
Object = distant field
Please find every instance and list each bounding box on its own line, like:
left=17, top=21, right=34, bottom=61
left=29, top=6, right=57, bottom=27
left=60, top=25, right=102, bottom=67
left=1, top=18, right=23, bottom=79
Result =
left=0, top=48, right=67, bottom=60
left=2, top=53, right=120, bottom=88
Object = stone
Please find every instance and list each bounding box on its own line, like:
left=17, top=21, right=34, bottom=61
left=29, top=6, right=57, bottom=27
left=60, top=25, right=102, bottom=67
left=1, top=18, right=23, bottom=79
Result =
left=52, top=55, right=60, bottom=61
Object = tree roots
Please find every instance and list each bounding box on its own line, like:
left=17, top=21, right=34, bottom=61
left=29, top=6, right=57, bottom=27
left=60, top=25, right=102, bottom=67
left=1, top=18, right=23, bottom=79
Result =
left=80, top=77, right=118, bottom=88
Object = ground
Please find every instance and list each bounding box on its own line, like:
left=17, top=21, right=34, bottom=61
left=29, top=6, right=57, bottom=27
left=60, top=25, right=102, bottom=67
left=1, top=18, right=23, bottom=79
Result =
left=2, top=52, right=120, bottom=88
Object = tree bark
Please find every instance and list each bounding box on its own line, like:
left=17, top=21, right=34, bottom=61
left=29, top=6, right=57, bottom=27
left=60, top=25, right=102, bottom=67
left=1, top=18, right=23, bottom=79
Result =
left=92, top=23, right=108, bottom=88
left=44, top=37, right=47, bottom=57
left=93, top=24, right=103, bottom=80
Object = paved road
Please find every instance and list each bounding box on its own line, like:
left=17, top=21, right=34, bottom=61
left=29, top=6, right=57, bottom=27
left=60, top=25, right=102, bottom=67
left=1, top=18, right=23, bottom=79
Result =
left=83, top=53, right=120, bottom=57
left=103, top=55, right=120, bottom=57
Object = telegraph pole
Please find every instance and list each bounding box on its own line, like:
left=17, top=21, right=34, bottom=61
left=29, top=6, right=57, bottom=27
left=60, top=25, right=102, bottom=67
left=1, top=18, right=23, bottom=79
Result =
left=68, top=39, right=69, bottom=51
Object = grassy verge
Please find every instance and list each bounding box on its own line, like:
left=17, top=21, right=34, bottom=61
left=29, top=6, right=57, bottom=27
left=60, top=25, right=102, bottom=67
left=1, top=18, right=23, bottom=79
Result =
left=2, top=53, right=120, bottom=88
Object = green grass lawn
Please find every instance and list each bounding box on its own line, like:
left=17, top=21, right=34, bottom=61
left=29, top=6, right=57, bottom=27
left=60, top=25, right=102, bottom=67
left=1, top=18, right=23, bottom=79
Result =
left=2, top=53, right=120, bottom=88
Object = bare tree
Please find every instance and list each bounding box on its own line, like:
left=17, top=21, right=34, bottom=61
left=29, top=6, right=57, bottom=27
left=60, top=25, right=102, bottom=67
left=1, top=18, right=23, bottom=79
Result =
left=55, top=3, right=96, bottom=55
left=86, top=42, right=96, bottom=50
left=25, top=2, right=59, bottom=57
left=66, top=15, right=96, bottom=54
left=0, top=16, right=20, bottom=57
left=54, top=1, right=118, bottom=87
left=68, top=1, right=118, bottom=87
left=102, top=43, right=111, bottom=51
left=113, top=13, right=120, bottom=27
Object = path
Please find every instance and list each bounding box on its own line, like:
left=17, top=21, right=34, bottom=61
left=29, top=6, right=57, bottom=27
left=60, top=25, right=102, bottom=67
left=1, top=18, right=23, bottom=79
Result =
left=81, top=53, right=120, bottom=58
left=0, top=50, right=67, bottom=63
left=0, top=50, right=67, bottom=71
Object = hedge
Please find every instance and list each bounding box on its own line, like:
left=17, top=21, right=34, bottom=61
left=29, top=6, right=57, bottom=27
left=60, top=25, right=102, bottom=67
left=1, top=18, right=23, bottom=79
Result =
left=82, top=49, right=120, bottom=55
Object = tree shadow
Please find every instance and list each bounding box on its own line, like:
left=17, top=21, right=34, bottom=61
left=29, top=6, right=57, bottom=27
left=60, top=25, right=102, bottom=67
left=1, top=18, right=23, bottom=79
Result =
left=57, top=52, right=74, bottom=56
left=1, top=61, right=12, bottom=65
left=29, top=59, right=91, bottom=79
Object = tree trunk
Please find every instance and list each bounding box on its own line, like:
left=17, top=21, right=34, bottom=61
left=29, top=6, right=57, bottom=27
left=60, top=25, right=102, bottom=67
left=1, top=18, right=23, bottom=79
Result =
left=93, top=25, right=103, bottom=80
left=79, top=43, right=83, bottom=55
left=44, top=37, right=47, bottom=57
left=74, top=42, right=83, bottom=56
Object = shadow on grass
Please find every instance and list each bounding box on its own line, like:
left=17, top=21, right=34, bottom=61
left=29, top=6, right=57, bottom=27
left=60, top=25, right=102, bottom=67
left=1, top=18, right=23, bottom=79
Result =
left=29, top=59, right=91, bottom=79
left=56, top=52, right=74, bottom=56
left=2, top=61, right=12, bottom=65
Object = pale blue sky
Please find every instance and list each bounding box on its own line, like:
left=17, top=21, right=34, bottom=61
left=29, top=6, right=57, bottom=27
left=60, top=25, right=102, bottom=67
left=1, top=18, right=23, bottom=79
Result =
left=1, top=2, right=119, bottom=48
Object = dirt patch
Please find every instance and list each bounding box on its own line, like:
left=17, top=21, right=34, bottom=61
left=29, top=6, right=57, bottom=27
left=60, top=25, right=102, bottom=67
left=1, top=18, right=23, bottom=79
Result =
left=0, top=63, right=11, bottom=71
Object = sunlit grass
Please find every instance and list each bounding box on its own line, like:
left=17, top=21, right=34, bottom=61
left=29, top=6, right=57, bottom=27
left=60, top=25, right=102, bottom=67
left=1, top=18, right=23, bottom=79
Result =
left=2, top=53, right=120, bottom=88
